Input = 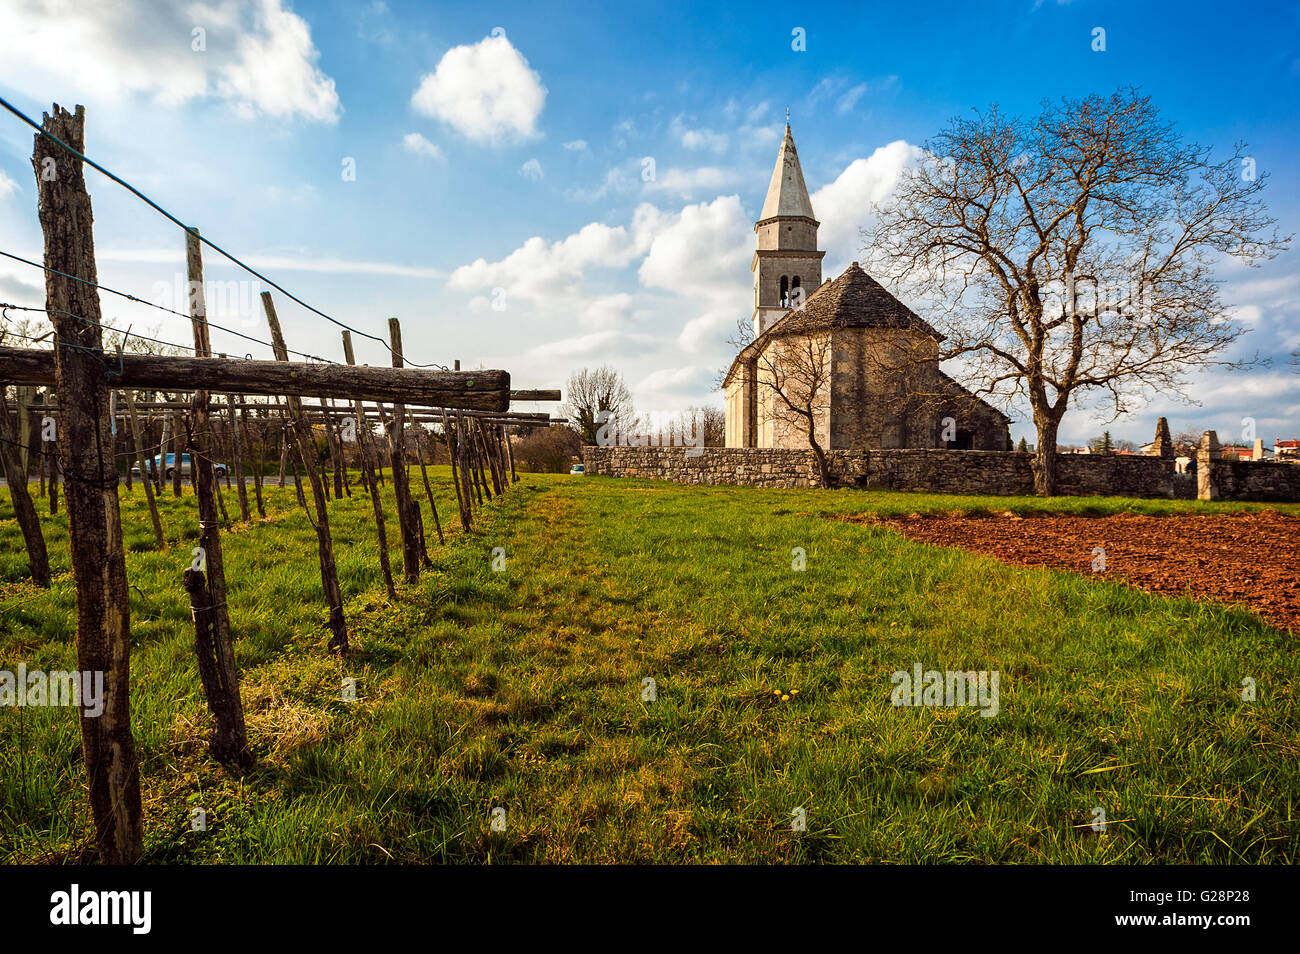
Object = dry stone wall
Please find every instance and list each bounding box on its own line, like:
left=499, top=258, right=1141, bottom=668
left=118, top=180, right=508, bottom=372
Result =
left=581, top=446, right=1273, bottom=500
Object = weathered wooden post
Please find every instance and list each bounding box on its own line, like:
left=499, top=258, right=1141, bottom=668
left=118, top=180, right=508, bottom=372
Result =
left=409, top=409, right=444, bottom=546
left=182, top=227, right=252, bottom=767
left=441, top=407, right=470, bottom=530
left=33, top=103, right=143, bottom=863
left=263, top=291, right=348, bottom=653
left=342, top=331, right=397, bottom=599
left=124, top=391, right=165, bottom=549
left=170, top=407, right=184, bottom=497
left=0, top=390, right=51, bottom=586
left=504, top=424, right=518, bottom=484
left=241, top=401, right=266, bottom=517
left=226, top=393, right=251, bottom=521
left=386, top=318, right=423, bottom=582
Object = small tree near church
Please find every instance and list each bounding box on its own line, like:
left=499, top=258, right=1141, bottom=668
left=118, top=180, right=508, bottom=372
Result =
left=755, top=332, right=833, bottom=488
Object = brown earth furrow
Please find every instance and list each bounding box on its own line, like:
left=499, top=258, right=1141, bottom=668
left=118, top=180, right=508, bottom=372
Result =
left=853, top=510, right=1300, bottom=632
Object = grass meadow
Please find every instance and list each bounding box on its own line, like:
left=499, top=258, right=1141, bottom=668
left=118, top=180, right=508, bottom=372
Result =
left=1, top=469, right=1297, bottom=863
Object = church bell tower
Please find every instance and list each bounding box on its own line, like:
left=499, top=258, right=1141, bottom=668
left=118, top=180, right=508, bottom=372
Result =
left=752, top=123, right=825, bottom=336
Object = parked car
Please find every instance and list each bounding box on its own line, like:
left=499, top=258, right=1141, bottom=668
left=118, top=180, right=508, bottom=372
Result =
left=570, top=463, right=585, bottom=475
left=131, top=453, right=226, bottom=479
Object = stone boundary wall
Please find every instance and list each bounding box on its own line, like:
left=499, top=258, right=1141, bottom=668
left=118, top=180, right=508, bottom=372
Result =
left=582, top=446, right=1191, bottom=498
left=1207, top=459, right=1300, bottom=502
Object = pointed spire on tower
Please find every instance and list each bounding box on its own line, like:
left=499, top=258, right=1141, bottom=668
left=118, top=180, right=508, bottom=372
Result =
left=759, top=122, right=815, bottom=221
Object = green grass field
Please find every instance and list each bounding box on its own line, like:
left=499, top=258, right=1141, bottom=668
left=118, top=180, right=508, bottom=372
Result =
left=1, top=470, right=1297, bottom=863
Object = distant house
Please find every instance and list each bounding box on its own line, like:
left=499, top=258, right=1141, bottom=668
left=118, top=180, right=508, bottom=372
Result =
left=1276, top=439, right=1300, bottom=461
left=1218, top=444, right=1255, bottom=461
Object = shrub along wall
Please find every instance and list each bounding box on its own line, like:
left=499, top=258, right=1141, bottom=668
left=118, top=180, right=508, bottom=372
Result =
left=582, top=446, right=1200, bottom=499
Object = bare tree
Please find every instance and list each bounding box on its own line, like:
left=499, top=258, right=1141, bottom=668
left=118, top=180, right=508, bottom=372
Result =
left=756, top=332, right=833, bottom=487
left=866, top=88, right=1290, bottom=494
left=563, top=365, right=636, bottom=445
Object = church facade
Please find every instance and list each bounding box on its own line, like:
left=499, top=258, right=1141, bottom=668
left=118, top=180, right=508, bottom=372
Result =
left=723, top=126, right=1011, bottom=452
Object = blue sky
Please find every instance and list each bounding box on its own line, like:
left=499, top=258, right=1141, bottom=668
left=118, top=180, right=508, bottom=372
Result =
left=0, top=0, right=1297, bottom=445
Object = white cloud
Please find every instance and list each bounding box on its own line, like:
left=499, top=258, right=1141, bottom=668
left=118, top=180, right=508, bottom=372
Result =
left=563, top=139, right=589, bottom=151
left=448, top=222, right=642, bottom=304
left=811, top=139, right=924, bottom=273
left=411, top=33, right=546, bottom=145
left=520, top=158, right=544, bottom=180
left=638, top=195, right=752, bottom=302
left=96, top=246, right=442, bottom=279
left=642, top=166, right=737, bottom=200
left=0, top=0, right=340, bottom=122
left=836, top=83, right=868, bottom=114
left=0, top=170, right=17, bottom=198
left=403, top=132, right=443, bottom=160
left=671, top=116, right=729, bottom=152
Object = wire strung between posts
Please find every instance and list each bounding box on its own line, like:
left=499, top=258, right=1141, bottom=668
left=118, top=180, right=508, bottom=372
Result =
left=0, top=251, right=338, bottom=363
left=0, top=95, right=448, bottom=371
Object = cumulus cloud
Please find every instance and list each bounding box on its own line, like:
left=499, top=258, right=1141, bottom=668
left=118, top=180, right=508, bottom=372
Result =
left=642, top=166, right=737, bottom=200
left=402, top=132, right=443, bottom=159
left=811, top=139, right=924, bottom=272
left=520, top=158, right=544, bottom=180
left=411, top=33, right=546, bottom=145
left=0, top=170, right=17, bottom=198
left=448, top=222, right=643, bottom=304
left=563, top=139, right=589, bottom=151
left=671, top=116, right=729, bottom=152
left=0, top=0, right=341, bottom=121
left=638, top=195, right=751, bottom=301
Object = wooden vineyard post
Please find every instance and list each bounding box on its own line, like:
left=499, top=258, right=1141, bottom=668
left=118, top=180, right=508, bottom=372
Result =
left=467, top=418, right=488, bottom=498
left=322, top=399, right=345, bottom=499
left=342, top=331, right=397, bottom=600
left=441, top=407, right=471, bottom=531
left=241, top=402, right=266, bottom=517
left=385, top=318, right=424, bottom=583
left=455, top=409, right=480, bottom=509
left=33, top=103, right=143, bottom=862
left=124, top=391, right=165, bottom=549
left=262, top=291, right=349, bottom=654
left=504, top=424, right=518, bottom=484
left=479, top=419, right=502, bottom=496
left=156, top=411, right=168, bottom=492
left=181, top=228, right=252, bottom=768
left=248, top=408, right=269, bottom=519
left=0, top=390, right=51, bottom=586
left=226, top=393, right=251, bottom=521
left=408, top=408, right=444, bottom=545
left=46, top=426, right=59, bottom=514
left=170, top=407, right=183, bottom=497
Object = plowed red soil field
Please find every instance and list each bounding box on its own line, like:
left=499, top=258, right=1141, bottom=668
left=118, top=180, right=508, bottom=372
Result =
left=862, top=509, right=1300, bottom=632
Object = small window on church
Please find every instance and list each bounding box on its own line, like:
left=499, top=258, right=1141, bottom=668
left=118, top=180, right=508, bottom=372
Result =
left=790, top=276, right=802, bottom=307
left=780, top=275, right=789, bottom=307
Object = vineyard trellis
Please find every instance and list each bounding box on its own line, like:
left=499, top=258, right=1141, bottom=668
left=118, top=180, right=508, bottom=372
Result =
left=0, top=103, right=562, bottom=863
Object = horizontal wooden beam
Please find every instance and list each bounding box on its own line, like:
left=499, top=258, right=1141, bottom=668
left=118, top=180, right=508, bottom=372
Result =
left=510, top=389, right=562, bottom=402
left=0, top=347, right=510, bottom=412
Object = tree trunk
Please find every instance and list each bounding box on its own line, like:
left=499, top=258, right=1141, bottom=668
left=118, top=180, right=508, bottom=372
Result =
left=1032, top=412, right=1062, bottom=497
left=806, top=423, right=831, bottom=489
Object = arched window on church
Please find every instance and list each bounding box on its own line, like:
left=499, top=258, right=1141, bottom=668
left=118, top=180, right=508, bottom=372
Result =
left=780, top=275, right=789, bottom=307
left=791, top=276, right=802, bottom=307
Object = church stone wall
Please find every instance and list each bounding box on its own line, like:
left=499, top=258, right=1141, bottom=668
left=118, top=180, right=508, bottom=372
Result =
left=578, top=446, right=1248, bottom=500
left=828, top=327, right=1009, bottom=451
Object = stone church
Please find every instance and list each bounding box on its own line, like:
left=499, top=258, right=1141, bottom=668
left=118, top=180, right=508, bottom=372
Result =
left=723, top=125, right=1011, bottom=451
